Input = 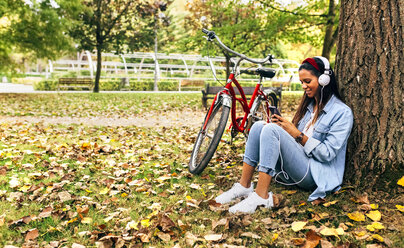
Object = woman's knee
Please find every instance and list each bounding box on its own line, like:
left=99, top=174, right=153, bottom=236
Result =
left=249, top=121, right=266, bottom=137
left=261, top=123, right=282, bottom=138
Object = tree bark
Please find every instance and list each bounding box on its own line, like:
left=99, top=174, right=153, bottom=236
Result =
left=94, top=48, right=102, bottom=93
left=321, top=0, right=336, bottom=59
left=335, top=0, right=404, bottom=187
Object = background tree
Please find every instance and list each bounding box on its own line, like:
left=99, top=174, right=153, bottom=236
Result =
left=0, top=0, right=79, bottom=73
left=69, top=0, right=170, bottom=93
left=335, top=0, right=403, bottom=187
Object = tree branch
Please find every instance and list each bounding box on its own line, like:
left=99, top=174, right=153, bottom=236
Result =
left=263, top=3, right=327, bottom=18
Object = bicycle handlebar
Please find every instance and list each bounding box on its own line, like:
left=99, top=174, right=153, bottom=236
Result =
left=202, top=28, right=273, bottom=64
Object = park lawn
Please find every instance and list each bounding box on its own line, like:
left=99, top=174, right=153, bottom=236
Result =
left=0, top=92, right=302, bottom=118
left=0, top=92, right=402, bottom=247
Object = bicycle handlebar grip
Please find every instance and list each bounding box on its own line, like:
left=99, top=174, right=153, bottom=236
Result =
left=202, top=28, right=216, bottom=39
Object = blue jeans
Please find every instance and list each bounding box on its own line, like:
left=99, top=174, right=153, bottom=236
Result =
left=243, top=121, right=316, bottom=190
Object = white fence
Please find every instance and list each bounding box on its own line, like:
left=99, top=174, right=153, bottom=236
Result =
left=31, top=51, right=301, bottom=89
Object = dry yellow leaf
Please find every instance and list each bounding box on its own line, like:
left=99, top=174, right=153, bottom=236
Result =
left=320, top=227, right=344, bottom=236
left=371, top=234, right=384, bottom=242
left=141, top=219, right=150, bottom=227
left=272, top=233, right=279, bottom=242
left=396, top=205, right=404, bottom=212
left=397, top=176, right=404, bottom=187
left=366, top=210, right=381, bottom=221
left=291, top=221, right=307, bottom=232
left=370, top=204, right=379, bottom=209
left=323, top=200, right=338, bottom=207
left=81, top=217, right=92, bottom=224
left=366, top=222, right=385, bottom=232
left=121, top=192, right=128, bottom=198
left=99, top=188, right=110, bottom=195
left=347, top=212, right=366, bottom=222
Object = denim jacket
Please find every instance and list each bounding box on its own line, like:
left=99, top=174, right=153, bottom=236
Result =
left=297, top=94, right=353, bottom=201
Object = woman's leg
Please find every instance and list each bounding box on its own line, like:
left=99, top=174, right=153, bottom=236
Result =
left=240, top=121, right=267, bottom=187
left=258, top=123, right=316, bottom=190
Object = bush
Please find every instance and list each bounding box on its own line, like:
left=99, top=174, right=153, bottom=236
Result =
left=100, top=79, right=121, bottom=91
left=290, top=82, right=303, bottom=91
left=11, top=77, right=43, bottom=85
left=33, top=80, right=58, bottom=91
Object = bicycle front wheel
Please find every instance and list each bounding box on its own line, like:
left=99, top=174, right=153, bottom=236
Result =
left=189, top=100, right=230, bottom=175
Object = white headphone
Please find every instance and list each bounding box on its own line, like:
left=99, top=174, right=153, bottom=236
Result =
left=315, top=56, right=331, bottom=87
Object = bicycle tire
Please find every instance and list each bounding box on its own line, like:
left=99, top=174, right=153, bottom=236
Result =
left=246, top=92, right=278, bottom=134
left=189, top=100, right=230, bottom=175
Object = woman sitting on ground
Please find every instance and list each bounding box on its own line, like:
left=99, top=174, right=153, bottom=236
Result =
left=215, top=56, right=354, bottom=214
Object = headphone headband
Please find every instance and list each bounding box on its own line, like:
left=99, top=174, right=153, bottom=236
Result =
left=302, top=56, right=331, bottom=87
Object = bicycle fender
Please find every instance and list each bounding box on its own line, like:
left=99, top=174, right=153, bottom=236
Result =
left=220, top=94, right=232, bottom=108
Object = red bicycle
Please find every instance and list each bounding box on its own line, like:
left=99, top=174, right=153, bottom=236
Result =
left=189, top=29, right=280, bottom=174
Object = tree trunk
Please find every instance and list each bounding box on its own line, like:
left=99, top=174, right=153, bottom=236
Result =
left=94, top=48, right=102, bottom=93
left=335, top=0, right=404, bottom=187
left=321, top=0, right=336, bottom=59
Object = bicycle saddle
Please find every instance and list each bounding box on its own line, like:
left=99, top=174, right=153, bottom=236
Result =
left=241, top=68, right=276, bottom=78
left=256, top=68, right=276, bottom=78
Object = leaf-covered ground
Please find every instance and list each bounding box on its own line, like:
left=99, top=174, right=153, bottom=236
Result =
left=0, top=93, right=402, bottom=248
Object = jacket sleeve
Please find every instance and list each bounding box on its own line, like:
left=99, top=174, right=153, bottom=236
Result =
left=303, top=108, right=353, bottom=162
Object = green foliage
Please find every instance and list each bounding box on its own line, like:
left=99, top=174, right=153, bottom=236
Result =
left=290, top=82, right=303, bottom=91
left=179, top=0, right=338, bottom=59
left=0, top=0, right=81, bottom=73
left=33, top=80, right=58, bottom=91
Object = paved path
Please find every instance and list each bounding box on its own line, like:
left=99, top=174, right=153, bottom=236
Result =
left=0, top=83, right=200, bottom=94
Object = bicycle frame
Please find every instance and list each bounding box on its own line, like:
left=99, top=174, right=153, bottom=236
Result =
left=202, top=72, right=266, bottom=134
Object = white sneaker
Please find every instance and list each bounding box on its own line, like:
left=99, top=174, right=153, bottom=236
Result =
left=229, top=192, right=274, bottom=214
left=215, top=183, right=254, bottom=204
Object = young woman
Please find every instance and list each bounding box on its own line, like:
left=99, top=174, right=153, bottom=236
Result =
left=215, top=56, right=353, bottom=214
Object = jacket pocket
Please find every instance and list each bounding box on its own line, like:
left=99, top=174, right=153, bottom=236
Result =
left=312, top=123, right=330, bottom=141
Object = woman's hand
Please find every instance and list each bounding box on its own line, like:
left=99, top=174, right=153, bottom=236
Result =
left=271, top=114, right=301, bottom=138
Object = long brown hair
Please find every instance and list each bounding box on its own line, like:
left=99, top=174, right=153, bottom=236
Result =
left=292, top=57, right=341, bottom=127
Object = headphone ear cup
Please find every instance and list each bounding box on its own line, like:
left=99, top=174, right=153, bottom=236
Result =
left=318, top=74, right=330, bottom=86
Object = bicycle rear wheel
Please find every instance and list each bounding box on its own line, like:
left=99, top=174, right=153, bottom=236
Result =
left=245, top=92, right=278, bottom=134
left=189, top=99, right=230, bottom=175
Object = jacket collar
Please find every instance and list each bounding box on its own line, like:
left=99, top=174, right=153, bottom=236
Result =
left=307, top=94, right=336, bottom=114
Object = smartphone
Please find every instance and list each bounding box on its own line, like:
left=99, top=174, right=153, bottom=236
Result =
left=269, top=106, right=281, bottom=116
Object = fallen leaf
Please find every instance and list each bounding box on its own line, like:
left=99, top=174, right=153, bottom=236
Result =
left=303, top=229, right=322, bottom=248
left=366, top=210, right=381, bottom=221
left=366, top=244, right=383, bottom=248
left=204, top=233, right=222, bottom=241
left=240, top=232, right=261, bottom=239
left=397, top=176, right=404, bottom=187
left=261, top=217, right=272, bottom=225
left=81, top=217, right=93, bottom=224
left=396, top=205, right=404, bottom=212
left=370, top=204, right=379, bottom=210
left=185, top=232, right=198, bottom=246
left=347, top=212, right=366, bottom=222
left=292, top=238, right=306, bottom=246
left=212, top=218, right=229, bottom=230
left=351, top=193, right=370, bottom=204
left=281, top=190, right=297, bottom=195
left=157, top=232, right=171, bottom=242
left=58, top=191, right=72, bottom=202
left=370, top=234, right=384, bottom=242
left=320, top=227, right=344, bottom=237
left=25, top=228, right=39, bottom=241
left=0, top=216, right=4, bottom=227
left=291, top=221, right=307, bottom=232
left=158, top=214, right=176, bottom=232
left=38, top=206, right=53, bottom=218
left=366, top=222, right=385, bottom=232
left=272, top=233, right=279, bottom=242
left=323, top=200, right=338, bottom=207
left=72, top=243, right=86, bottom=248
left=320, top=240, right=335, bottom=248
left=311, top=198, right=326, bottom=205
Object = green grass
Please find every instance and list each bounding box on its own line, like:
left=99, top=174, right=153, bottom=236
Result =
left=0, top=93, right=402, bottom=247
